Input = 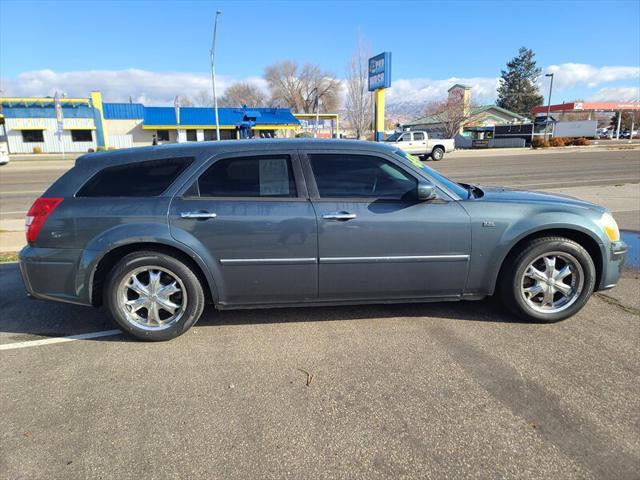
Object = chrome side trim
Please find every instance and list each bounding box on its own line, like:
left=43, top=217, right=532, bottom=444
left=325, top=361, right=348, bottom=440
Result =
left=319, top=254, right=469, bottom=264
left=220, top=258, right=317, bottom=266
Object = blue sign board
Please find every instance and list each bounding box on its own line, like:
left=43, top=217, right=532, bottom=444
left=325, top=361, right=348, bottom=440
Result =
left=368, top=52, right=392, bottom=91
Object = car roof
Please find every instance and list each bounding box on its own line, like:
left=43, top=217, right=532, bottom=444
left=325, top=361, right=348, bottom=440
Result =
left=76, top=139, right=398, bottom=166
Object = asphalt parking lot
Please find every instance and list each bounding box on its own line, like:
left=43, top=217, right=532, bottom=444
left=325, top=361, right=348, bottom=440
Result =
left=1, top=148, right=639, bottom=479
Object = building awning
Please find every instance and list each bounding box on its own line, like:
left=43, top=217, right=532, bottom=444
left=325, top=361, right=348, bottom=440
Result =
left=141, top=124, right=237, bottom=130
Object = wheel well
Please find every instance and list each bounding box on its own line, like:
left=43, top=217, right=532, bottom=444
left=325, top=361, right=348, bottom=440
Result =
left=432, top=145, right=445, bottom=152
left=90, top=242, right=214, bottom=306
left=495, top=228, right=603, bottom=292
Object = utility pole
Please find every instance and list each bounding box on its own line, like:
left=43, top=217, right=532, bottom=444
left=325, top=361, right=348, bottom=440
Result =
left=210, top=10, right=222, bottom=141
left=544, top=73, right=554, bottom=140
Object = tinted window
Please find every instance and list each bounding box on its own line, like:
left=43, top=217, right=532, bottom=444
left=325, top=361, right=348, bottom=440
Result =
left=77, top=157, right=193, bottom=197
left=413, top=132, right=425, bottom=141
left=22, top=130, right=44, bottom=142
left=186, top=130, right=197, bottom=142
left=197, top=155, right=297, bottom=198
left=71, top=130, right=92, bottom=142
left=309, top=154, right=417, bottom=200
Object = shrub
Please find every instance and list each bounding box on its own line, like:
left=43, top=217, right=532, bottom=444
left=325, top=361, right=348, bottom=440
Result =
left=548, top=136, right=570, bottom=147
left=32, top=146, right=43, bottom=154
left=532, top=137, right=549, bottom=148
left=572, top=137, right=590, bottom=146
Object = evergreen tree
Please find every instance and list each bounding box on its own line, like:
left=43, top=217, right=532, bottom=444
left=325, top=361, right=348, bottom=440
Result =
left=496, top=47, right=544, bottom=115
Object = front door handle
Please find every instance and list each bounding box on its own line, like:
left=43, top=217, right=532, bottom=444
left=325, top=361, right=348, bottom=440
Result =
left=322, top=211, right=357, bottom=221
left=180, top=211, right=217, bottom=220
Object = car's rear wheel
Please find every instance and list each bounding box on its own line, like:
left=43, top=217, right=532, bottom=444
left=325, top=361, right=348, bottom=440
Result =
left=104, top=251, right=205, bottom=341
left=499, top=236, right=596, bottom=322
left=431, top=146, right=444, bottom=161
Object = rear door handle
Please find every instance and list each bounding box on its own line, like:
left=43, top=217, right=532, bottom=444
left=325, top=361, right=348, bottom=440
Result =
left=322, top=211, right=357, bottom=221
left=180, top=211, right=217, bottom=219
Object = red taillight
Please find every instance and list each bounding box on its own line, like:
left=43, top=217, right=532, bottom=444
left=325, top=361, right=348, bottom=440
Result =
left=25, top=197, right=63, bottom=243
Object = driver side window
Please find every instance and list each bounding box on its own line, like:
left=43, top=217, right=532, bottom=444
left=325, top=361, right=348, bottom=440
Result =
left=309, top=154, right=417, bottom=200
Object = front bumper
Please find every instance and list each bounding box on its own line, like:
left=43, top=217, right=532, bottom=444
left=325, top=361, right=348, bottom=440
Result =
left=19, top=245, right=91, bottom=306
left=597, top=240, right=627, bottom=290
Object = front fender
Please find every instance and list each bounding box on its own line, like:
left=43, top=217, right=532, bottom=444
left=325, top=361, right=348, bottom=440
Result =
left=76, top=222, right=219, bottom=304
left=465, top=208, right=606, bottom=295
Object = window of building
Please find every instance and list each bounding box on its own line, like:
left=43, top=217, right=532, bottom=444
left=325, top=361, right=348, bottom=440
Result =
left=21, top=130, right=44, bottom=143
left=203, top=130, right=217, bottom=141
left=196, top=155, right=297, bottom=198
left=77, top=157, right=194, bottom=197
left=157, top=130, right=170, bottom=142
left=186, top=130, right=197, bottom=142
left=309, top=154, right=417, bottom=200
left=70, top=129, right=93, bottom=142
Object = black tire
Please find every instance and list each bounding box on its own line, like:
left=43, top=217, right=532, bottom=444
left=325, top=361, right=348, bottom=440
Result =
left=499, top=236, right=596, bottom=323
left=104, top=251, right=205, bottom=341
left=431, top=146, right=445, bottom=161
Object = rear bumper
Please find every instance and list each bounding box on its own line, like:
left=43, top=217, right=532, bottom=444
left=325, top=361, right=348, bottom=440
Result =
left=597, top=240, right=627, bottom=291
left=19, top=245, right=91, bottom=306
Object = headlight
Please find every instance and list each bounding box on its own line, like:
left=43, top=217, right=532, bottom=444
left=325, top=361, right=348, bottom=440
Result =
left=599, top=212, right=620, bottom=242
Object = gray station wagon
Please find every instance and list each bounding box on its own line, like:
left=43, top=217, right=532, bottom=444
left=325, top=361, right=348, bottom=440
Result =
left=19, top=140, right=627, bottom=341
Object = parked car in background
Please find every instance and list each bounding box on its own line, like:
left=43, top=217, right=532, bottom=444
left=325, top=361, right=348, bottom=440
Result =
left=384, top=130, right=455, bottom=161
left=19, top=140, right=626, bottom=341
left=0, top=142, right=9, bottom=165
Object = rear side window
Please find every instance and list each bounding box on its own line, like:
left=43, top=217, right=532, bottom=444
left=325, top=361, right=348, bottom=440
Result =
left=196, top=155, right=297, bottom=198
left=77, top=157, right=193, bottom=197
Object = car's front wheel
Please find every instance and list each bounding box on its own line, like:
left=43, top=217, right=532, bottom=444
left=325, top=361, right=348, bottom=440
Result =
left=499, top=236, right=596, bottom=322
left=104, top=251, right=205, bottom=341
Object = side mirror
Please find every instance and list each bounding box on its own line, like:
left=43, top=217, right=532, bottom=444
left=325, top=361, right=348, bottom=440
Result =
left=417, top=181, right=437, bottom=201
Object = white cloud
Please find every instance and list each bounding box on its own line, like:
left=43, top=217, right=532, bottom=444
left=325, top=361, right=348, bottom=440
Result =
left=0, top=69, right=269, bottom=105
left=387, top=76, right=499, bottom=105
left=587, top=86, right=640, bottom=102
left=1, top=63, right=638, bottom=109
left=545, top=63, right=640, bottom=89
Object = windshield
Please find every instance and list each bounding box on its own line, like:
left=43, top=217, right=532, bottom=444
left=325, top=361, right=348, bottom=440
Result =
left=384, top=132, right=402, bottom=142
left=393, top=150, right=469, bottom=198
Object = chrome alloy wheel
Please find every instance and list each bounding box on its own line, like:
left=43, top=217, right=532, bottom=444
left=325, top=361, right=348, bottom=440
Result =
left=117, top=266, right=187, bottom=331
left=520, top=252, right=584, bottom=314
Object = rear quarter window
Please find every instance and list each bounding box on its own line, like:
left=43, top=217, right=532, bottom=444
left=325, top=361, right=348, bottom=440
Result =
left=76, top=157, right=193, bottom=197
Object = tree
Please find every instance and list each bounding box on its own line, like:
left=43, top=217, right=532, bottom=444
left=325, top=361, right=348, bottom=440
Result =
left=496, top=47, right=544, bottom=115
left=423, top=88, right=477, bottom=139
left=344, top=34, right=372, bottom=139
left=219, top=82, right=267, bottom=107
left=264, top=60, right=341, bottom=113
left=192, top=90, right=213, bottom=107
left=178, top=96, right=193, bottom=107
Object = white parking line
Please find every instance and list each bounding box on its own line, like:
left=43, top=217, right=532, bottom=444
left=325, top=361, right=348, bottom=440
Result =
left=0, top=329, right=122, bottom=351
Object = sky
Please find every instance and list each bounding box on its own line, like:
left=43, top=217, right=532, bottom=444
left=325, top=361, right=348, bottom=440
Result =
left=1, top=0, right=639, bottom=107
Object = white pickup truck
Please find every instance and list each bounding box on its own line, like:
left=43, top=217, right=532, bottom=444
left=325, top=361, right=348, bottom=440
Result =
left=384, top=130, right=455, bottom=161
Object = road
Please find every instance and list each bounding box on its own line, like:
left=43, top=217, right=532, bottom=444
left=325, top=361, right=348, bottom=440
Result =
left=1, top=148, right=639, bottom=220
left=1, top=148, right=639, bottom=479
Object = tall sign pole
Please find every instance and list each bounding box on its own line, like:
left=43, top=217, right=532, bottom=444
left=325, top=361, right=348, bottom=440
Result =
left=368, top=52, right=391, bottom=141
left=210, top=10, right=222, bottom=141
left=54, top=91, right=65, bottom=157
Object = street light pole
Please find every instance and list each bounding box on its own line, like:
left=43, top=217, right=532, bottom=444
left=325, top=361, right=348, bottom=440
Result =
left=210, top=10, right=222, bottom=141
left=544, top=73, right=554, bottom=140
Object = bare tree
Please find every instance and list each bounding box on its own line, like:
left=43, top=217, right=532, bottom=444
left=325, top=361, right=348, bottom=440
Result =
left=264, top=60, right=341, bottom=113
left=424, top=89, right=476, bottom=138
left=344, top=34, right=372, bottom=139
left=219, top=82, right=267, bottom=107
left=192, top=90, right=213, bottom=107
left=178, top=96, right=193, bottom=107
